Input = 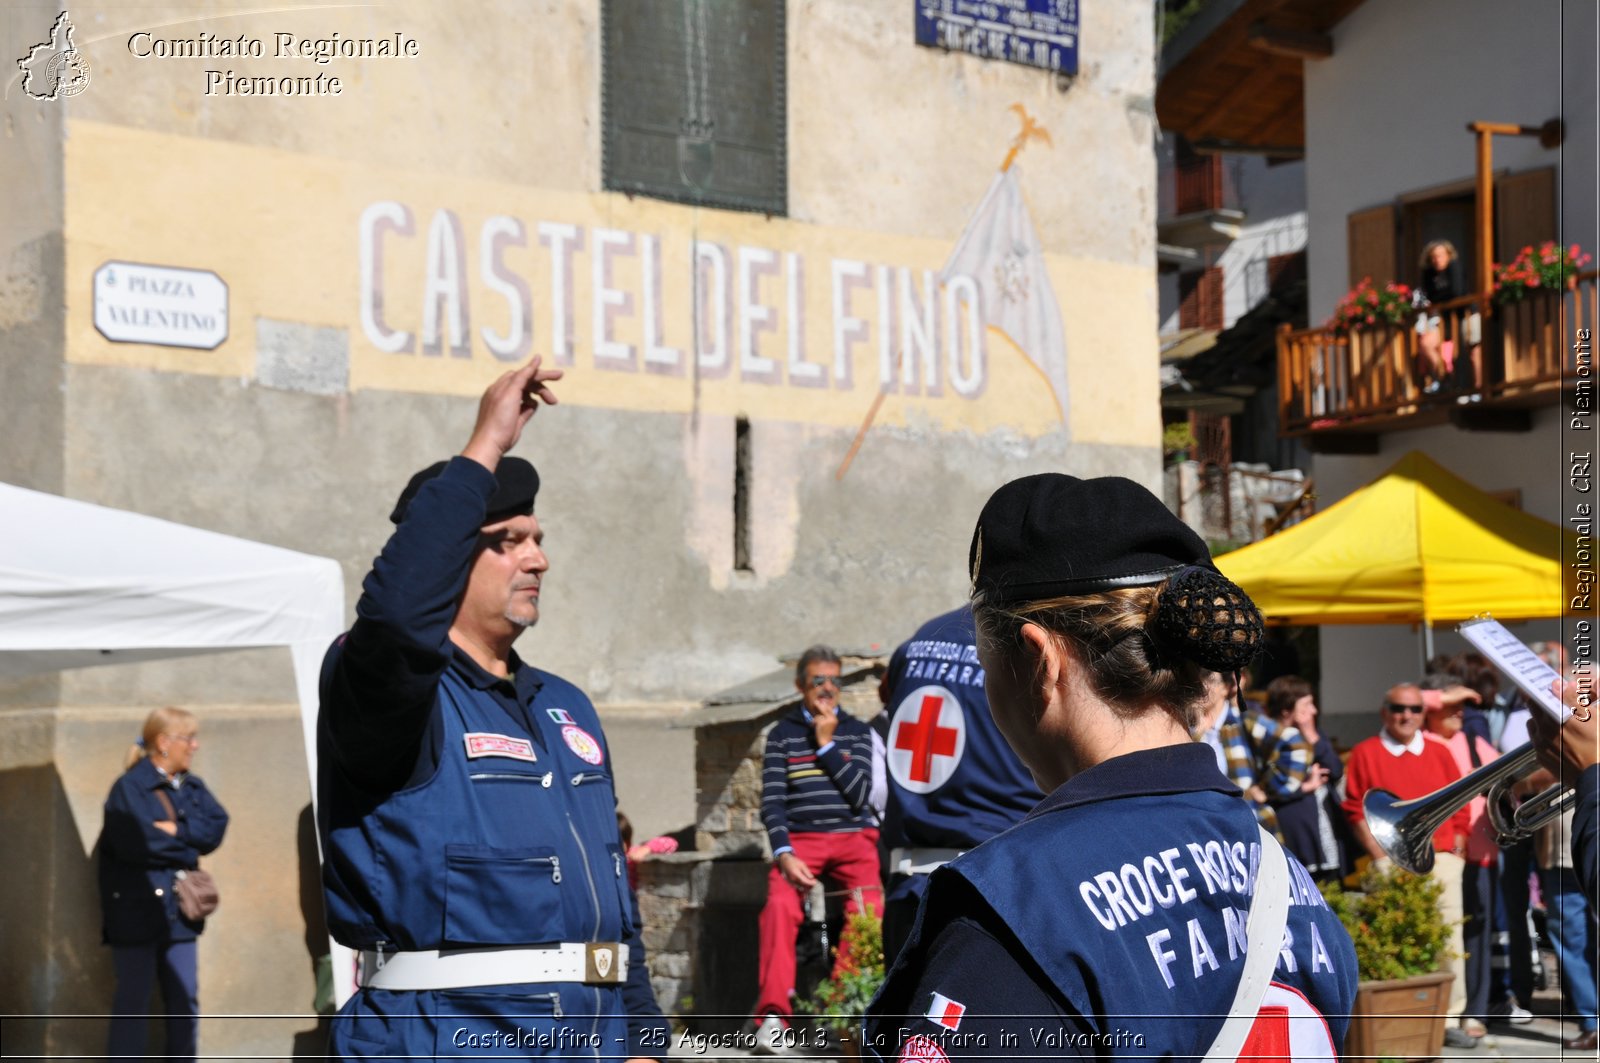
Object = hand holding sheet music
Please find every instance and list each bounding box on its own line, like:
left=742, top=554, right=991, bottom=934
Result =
left=1457, top=617, right=1574, bottom=723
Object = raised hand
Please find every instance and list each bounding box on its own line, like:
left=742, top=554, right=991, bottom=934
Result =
left=461, top=356, right=564, bottom=472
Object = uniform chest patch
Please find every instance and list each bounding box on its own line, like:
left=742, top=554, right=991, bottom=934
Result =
left=561, top=725, right=604, bottom=766
left=462, top=732, right=537, bottom=762
left=546, top=708, right=575, bottom=725
left=900, top=1035, right=950, bottom=1063
left=925, top=991, right=965, bottom=1031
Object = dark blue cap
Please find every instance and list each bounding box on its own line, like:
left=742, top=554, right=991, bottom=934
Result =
left=390, top=457, right=539, bottom=525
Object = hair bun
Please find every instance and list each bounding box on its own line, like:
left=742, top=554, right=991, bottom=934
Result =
left=1151, top=566, right=1264, bottom=673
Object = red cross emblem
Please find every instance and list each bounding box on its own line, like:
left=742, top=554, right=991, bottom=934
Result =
left=888, top=685, right=966, bottom=794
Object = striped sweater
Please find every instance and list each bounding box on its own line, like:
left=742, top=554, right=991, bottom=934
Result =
left=760, top=707, right=875, bottom=854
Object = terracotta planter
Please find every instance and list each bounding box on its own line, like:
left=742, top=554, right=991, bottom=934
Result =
left=1342, top=970, right=1454, bottom=1062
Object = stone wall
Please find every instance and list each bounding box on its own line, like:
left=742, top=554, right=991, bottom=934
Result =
left=634, top=852, right=767, bottom=1033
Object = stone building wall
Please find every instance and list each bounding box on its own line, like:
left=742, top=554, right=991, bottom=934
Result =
left=1, top=1, right=1157, bottom=1054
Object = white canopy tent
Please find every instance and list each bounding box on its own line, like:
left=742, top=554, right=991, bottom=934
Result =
left=0, top=482, right=346, bottom=796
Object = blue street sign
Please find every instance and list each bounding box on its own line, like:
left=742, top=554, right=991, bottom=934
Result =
left=915, top=0, right=1079, bottom=75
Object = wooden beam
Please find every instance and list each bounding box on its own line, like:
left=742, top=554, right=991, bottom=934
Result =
left=1449, top=406, right=1533, bottom=433
left=1241, top=89, right=1303, bottom=147
left=1158, top=0, right=1295, bottom=132
left=1474, top=126, right=1495, bottom=302
left=1161, top=0, right=1279, bottom=88
left=1304, top=432, right=1380, bottom=455
left=1248, top=23, right=1333, bottom=59
left=1188, top=64, right=1283, bottom=140
left=1190, top=138, right=1303, bottom=159
left=1466, top=119, right=1565, bottom=147
left=1469, top=120, right=1535, bottom=137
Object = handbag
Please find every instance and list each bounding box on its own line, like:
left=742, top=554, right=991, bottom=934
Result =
left=155, top=788, right=220, bottom=921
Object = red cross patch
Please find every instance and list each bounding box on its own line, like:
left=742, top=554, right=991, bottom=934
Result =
left=888, top=686, right=967, bottom=794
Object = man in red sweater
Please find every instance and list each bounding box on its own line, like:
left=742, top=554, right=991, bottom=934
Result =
left=1343, top=682, right=1476, bottom=1046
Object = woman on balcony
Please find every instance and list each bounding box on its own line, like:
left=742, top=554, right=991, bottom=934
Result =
left=1414, top=240, right=1479, bottom=395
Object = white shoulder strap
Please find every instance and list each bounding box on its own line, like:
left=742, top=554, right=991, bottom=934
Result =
left=1202, top=827, right=1291, bottom=1063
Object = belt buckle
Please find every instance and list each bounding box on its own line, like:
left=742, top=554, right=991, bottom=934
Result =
left=584, top=942, right=623, bottom=984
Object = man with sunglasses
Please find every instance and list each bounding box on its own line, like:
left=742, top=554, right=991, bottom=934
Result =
left=752, top=646, right=881, bottom=1053
left=1342, top=682, right=1476, bottom=1046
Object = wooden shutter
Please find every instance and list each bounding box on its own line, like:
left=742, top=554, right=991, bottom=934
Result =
left=1267, top=251, right=1306, bottom=292
left=1347, top=205, right=1397, bottom=289
left=1176, top=156, right=1224, bottom=214
left=1179, top=271, right=1201, bottom=329
left=1496, top=167, right=1556, bottom=262
left=1179, top=266, right=1224, bottom=330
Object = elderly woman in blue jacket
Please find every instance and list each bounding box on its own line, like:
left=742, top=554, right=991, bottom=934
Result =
left=98, top=706, right=228, bottom=1062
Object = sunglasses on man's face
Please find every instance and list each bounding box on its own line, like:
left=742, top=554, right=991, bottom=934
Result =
left=806, top=675, right=841, bottom=690
left=1384, top=702, right=1425, bottom=715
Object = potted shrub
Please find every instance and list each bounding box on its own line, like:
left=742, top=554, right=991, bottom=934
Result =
left=1492, top=241, right=1591, bottom=303
left=801, top=909, right=886, bottom=1061
left=1162, top=421, right=1197, bottom=465
left=1327, top=277, right=1416, bottom=334
left=1321, top=866, right=1454, bottom=1062
left=1326, top=278, right=1416, bottom=396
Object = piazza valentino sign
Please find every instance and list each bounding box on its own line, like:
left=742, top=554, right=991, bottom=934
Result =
left=64, top=121, right=1148, bottom=439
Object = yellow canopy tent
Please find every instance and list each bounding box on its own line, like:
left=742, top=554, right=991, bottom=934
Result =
left=1215, top=451, right=1581, bottom=625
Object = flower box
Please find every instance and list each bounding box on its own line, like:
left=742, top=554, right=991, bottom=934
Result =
left=1342, top=970, right=1454, bottom=1063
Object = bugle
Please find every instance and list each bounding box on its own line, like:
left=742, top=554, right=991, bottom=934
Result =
left=1362, top=741, right=1574, bottom=874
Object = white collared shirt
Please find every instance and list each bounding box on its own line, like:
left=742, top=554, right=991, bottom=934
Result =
left=1378, top=729, right=1425, bottom=757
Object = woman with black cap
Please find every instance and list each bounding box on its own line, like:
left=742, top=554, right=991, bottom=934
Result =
left=863, top=473, right=1357, bottom=1061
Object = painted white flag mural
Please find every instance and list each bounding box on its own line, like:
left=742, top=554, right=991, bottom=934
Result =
left=940, top=167, right=1069, bottom=422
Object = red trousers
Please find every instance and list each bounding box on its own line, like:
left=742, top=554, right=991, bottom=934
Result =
left=755, top=828, right=882, bottom=1019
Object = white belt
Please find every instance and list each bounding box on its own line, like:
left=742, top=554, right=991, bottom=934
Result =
left=358, top=942, right=628, bottom=990
left=890, top=847, right=965, bottom=876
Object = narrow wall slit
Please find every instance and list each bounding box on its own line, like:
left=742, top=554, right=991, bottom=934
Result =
left=734, top=415, right=752, bottom=572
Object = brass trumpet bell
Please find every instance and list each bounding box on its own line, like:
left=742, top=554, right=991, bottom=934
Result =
left=1362, top=742, right=1574, bottom=874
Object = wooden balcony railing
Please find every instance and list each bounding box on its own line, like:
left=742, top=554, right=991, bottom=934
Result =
left=1277, top=270, right=1598, bottom=436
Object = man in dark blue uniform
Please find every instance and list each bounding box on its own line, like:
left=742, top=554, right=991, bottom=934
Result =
left=877, top=607, right=1040, bottom=961
left=317, top=357, right=669, bottom=1061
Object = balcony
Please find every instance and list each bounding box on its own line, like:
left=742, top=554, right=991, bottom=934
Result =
left=1158, top=156, right=1245, bottom=251
left=1276, top=271, right=1597, bottom=449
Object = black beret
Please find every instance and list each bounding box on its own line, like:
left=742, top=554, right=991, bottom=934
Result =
left=969, top=473, right=1213, bottom=604
left=390, top=457, right=540, bottom=525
